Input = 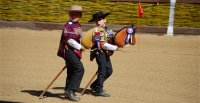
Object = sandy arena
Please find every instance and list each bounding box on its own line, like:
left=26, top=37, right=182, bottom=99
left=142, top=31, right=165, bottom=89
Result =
left=1, top=28, right=199, bottom=103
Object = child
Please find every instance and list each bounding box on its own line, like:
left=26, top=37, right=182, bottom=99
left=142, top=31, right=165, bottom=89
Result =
left=57, top=5, right=85, bottom=101
left=88, top=11, right=118, bottom=97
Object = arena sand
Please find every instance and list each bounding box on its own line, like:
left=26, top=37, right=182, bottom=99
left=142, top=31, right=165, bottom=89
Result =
left=1, top=28, right=199, bottom=103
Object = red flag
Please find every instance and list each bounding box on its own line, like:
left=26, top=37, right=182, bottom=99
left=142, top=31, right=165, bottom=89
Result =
left=138, top=3, right=143, bottom=17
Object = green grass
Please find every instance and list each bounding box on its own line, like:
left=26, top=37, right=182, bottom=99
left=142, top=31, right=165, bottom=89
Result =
left=0, top=0, right=200, bottom=27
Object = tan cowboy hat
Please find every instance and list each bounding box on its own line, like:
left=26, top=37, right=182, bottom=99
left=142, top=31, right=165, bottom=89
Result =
left=67, top=5, right=87, bottom=12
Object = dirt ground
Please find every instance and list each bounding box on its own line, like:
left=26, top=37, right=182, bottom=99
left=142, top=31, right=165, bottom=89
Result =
left=1, top=28, right=199, bottom=103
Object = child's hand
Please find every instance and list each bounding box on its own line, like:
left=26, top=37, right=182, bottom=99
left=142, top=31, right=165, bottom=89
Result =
left=81, top=46, right=85, bottom=51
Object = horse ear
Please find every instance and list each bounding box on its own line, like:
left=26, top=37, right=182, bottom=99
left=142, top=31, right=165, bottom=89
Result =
left=131, top=35, right=136, bottom=45
left=133, top=25, right=136, bottom=34
left=130, top=25, right=136, bottom=45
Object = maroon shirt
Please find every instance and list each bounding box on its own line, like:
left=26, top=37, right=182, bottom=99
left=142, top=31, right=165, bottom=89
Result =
left=63, top=20, right=81, bottom=44
left=57, top=20, right=82, bottom=59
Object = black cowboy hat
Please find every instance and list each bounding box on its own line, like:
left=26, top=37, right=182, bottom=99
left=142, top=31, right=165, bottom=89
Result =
left=88, top=11, right=111, bottom=22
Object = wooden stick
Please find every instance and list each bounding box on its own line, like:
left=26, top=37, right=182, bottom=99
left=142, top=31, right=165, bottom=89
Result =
left=39, top=65, right=66, bottom=98
left=80, top=71, right=98, bottom=96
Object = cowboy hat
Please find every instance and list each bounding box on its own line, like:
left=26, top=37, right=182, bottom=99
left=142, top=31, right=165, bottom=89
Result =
left=88, top=11, right=111, bottom=22
left=67, top=5, right=87, bottom=12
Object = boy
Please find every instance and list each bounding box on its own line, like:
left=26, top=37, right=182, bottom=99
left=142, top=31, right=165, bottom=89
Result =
left=57, top=5, right=85, bottom=101
left=88, top=11, right=118, bottom=97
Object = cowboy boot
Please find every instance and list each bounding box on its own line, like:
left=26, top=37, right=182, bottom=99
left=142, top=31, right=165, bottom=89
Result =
left=93, top=91, right=110, bottom=97
left=64, top=90, right=80, bottom=102
left=93, top=88, right=110, bottom=97
left=90, top=83, right=96, bottom=91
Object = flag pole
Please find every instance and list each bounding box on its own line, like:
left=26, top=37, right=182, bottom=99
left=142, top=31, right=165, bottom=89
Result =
left=137, top=6, right=140, bottom=50
left=137, top=0, right=143, bottom=50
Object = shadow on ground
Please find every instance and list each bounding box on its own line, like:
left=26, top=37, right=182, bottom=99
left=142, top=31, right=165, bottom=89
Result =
left=0, top=101, right=21, bottom=103
left=52, top=87, right=93, bottom=95
left=20, top=90, right=65, bottom=100
left=20, top=87, right=93, bottom=100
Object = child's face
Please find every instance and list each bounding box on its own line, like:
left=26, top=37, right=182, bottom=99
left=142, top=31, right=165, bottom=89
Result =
left=96, top=18, right=106, bottom=27
left=69, top=12, right=82, bottom=22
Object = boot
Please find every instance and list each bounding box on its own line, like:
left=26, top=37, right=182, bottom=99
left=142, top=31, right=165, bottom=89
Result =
left=64, top=90, right=80, bottom=102
left=93, top=91, right=110, bottom=97
left=93, top=89, right=110, bottom=97
left=90, top=84, right=96, bottom=91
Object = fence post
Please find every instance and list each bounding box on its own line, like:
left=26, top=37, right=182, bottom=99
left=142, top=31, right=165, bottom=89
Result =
left=167, top=0, right=176, bottom=35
